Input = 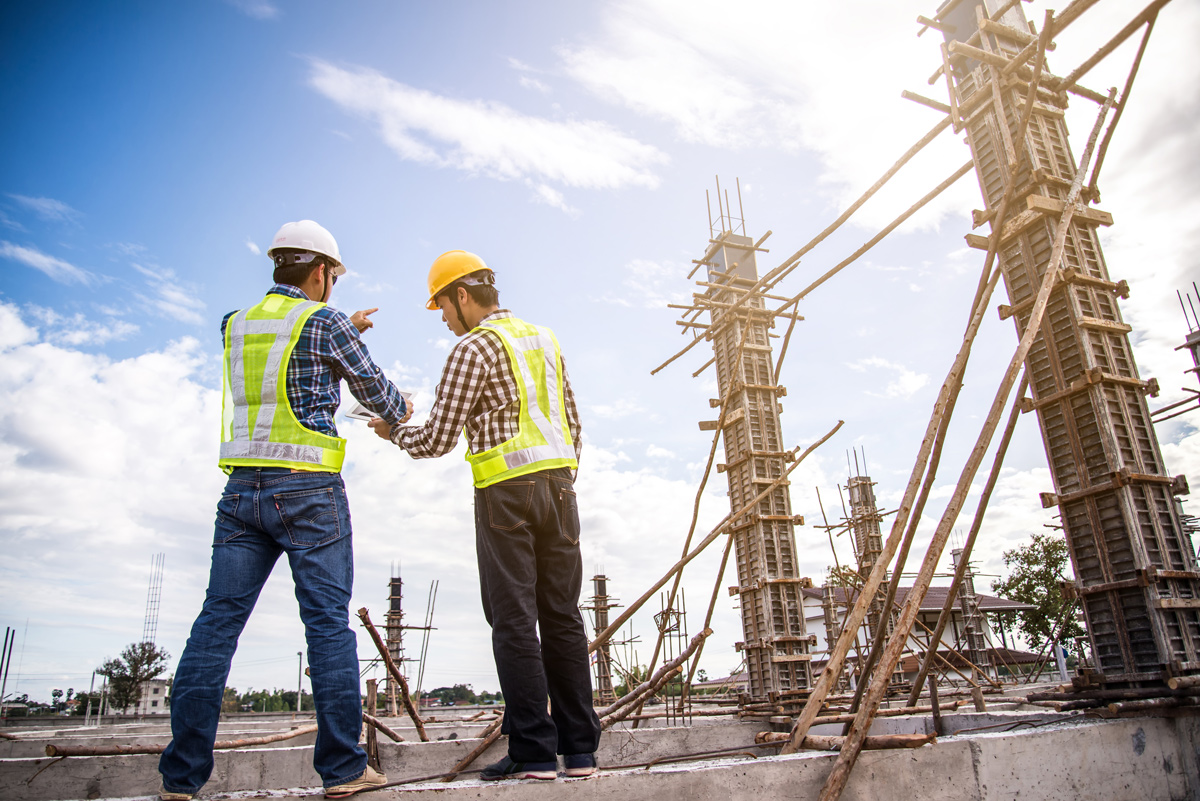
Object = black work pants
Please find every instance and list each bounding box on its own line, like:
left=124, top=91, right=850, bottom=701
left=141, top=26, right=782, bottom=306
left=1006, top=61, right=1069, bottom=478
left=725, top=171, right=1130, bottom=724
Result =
left=474, top=467, right=602, bottom=763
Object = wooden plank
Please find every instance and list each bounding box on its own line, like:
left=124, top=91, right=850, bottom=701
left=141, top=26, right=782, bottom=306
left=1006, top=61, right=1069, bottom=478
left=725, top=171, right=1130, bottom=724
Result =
left=1155, top=599, right=1200, bottom=610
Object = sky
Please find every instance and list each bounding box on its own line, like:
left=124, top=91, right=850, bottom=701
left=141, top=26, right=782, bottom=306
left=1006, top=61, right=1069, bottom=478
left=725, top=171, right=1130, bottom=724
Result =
left=2, top=0, right=1198, bottom=706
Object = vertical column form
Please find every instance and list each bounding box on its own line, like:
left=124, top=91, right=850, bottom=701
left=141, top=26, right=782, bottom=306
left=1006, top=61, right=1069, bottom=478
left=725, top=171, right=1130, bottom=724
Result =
left=821, top=584, right=850, bottom=692
left=583, top=575, right=618, bottom=704
left=845, top=476, right=905, bottom=687
left=385, top=577, right=405, bottom=713
left=846, top=477, right=890, bottom=644
left=704, top=231, right=814, bottom=704
left=951, top=548, right=992, bottom=679
left=943, top=0, right=1200, bottom=683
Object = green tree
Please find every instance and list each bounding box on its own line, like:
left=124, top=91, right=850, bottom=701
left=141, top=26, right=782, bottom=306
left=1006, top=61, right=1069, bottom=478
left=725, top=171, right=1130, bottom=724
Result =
left=991, top=531, right=1084, bottom=652
left=429, top=684, right=476, bottom=705
left=51, top=688, right=63, bottom=711
left=72, top=691, right=102, bottom=716
left=97, top=642, right=170, bottom=712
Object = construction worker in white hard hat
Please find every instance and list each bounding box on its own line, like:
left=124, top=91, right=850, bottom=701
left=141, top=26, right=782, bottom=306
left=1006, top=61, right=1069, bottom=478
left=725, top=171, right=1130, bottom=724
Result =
left=159, top=220, right=410, bottom=801
left=369, top=250, right=601, bottom=781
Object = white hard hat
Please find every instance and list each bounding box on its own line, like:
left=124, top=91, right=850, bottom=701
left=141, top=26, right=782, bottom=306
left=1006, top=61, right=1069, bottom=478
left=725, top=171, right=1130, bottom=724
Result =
left=267, top=220, right=346, bottom=276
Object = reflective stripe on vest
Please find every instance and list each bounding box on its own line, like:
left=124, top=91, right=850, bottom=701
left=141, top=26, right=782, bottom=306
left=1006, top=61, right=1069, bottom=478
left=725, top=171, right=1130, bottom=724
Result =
left=218, top=293, right=347, bottom=473
left=465, top=317, right=578, bottom=488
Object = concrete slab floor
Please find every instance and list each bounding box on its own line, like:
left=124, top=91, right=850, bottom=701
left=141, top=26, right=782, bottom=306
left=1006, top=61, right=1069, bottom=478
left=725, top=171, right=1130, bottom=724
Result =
left=2, top=713, right=1197, bottom=801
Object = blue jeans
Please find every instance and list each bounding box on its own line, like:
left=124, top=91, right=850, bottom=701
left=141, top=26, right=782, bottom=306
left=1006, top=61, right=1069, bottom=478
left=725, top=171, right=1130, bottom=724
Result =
left=475, top=468, right=601, bottom=763
left=159, top=468, right=367, bottom=793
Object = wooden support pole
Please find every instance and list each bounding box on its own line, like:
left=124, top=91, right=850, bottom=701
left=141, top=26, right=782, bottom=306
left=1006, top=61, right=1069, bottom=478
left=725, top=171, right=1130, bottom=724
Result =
left=1054, top=0, right=1171, bottom=94
left=364, top=679, right=380, bottom=770
left=356, top=607, right=430, bottom=742
left=600, top=629, right=711, bottom=727
left=814, top=89, right=1119, bottom=801
left=1087, top=12, right=1156, bottom=200
left=440, top=716, right=504, bottom=782
left=755, top=731, right=936, bottom=750
left=1168, top=676, right=1200, bottom=690
left=363, top=712, right=405, bottom=743
left=907, top=372, right=1029, bottom=706
left=928, top=677, right=942, bottom=737
left=45, top=724, right=319, bottom=757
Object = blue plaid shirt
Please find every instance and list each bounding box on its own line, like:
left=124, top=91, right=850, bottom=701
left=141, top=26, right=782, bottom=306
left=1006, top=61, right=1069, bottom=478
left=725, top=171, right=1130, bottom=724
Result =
left=221, top=284, right=406, bottom=437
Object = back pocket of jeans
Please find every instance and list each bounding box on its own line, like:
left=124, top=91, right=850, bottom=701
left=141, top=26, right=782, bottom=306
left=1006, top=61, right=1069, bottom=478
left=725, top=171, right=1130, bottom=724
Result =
left=485, top=481, right=535, bottom=532
left=555, top=482, right=580, bottom=545
left=214, top=493, right=245, bottom=543
left=275, top=487, right=342, bottom=547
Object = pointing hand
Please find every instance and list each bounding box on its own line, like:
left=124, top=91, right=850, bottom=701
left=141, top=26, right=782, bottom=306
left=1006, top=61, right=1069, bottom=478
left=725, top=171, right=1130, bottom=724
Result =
left=350, top=308, right=379, bottom=333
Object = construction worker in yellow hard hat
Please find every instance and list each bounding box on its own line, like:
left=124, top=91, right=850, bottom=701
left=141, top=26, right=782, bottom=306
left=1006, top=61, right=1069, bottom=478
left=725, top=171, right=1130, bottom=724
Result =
left=159, top=220, right=409, bottom=801
left=369, top=250, right=602, bottom=781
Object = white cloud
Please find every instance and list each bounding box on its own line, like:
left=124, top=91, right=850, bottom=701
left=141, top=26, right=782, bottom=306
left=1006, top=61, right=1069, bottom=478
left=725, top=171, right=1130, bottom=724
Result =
left=0, top=241, right=95, bottom=285
left=0, top=303, right=38, bottom=348
left=307, top=60, right=666, bottom=193
left=846, top=356, right=929, bottom=400
left=519, top=75, right=551, bottom=94
left=25, top=306, right=138, bottom=346
left=597, top=257, right=692, bottom=309
left=646, top=444, right=676, bottom=461
left=131, top=263, right=206, bottom=325
left=588, top=398, right=644, bottom=420
left=226, top=0, right=278, bottom=20
left=7, top=194, right=81, bottom=223
left=245, top=239, right=261, bottom=255
left=528, top=182, right=579, bottom=216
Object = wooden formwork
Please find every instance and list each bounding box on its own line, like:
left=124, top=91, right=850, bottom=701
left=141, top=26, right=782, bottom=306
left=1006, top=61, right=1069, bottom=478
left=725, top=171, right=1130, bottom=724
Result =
left=703, top=231, right=814, bottom=704
left=945, top=0, right=1200, bottom=685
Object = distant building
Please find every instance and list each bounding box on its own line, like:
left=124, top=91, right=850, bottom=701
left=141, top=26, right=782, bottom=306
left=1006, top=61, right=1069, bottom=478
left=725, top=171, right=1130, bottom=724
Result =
left=126, top=678, right=170, bottom=715
left=802, top=585, right=1039, bottom=684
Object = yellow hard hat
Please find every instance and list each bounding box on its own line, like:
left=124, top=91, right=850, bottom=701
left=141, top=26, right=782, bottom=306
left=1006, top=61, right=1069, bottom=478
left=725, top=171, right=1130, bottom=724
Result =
left=426, top=250, right=493, bottom=310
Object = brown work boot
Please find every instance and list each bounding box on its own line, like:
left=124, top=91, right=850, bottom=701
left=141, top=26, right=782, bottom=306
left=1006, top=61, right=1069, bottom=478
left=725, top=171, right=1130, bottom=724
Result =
left=159, top=789, right=194, bottom=801
left=325, top=765, right=387, bottom=798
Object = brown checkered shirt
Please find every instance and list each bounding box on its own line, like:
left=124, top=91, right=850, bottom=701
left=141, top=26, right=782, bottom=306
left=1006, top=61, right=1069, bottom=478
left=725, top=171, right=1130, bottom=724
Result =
left=391, top=310, right=582, bottom=462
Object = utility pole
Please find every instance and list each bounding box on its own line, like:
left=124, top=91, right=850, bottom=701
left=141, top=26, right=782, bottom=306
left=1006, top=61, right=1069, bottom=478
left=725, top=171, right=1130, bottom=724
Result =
left=296, top=651, right=303, bottom=713
left=84, top=670, right=96, bottom=726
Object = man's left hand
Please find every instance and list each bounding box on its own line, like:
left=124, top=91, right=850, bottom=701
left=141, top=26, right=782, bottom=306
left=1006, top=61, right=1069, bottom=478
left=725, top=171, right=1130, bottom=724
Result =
left=368, top=416, right=392, bottom=440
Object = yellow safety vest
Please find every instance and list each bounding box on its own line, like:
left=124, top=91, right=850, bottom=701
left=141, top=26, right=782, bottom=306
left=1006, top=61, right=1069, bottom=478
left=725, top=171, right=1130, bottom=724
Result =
left=218, top=293, right=347, bottom=473
left=466, top=316, right=578, bottom=488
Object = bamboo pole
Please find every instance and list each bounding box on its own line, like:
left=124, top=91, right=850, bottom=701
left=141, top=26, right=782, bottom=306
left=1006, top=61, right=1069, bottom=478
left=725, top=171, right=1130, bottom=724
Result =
left=907, top=372, right=1029, bottom=705
left=44, top=724, right=318, bottom=757
left=815, top=89, right=1119, bottom=801
left=589, top=420, right=843, bottom=653
left=356, top=607, right=429, bottom=742
left=363, top=712, right=405, bottom=743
